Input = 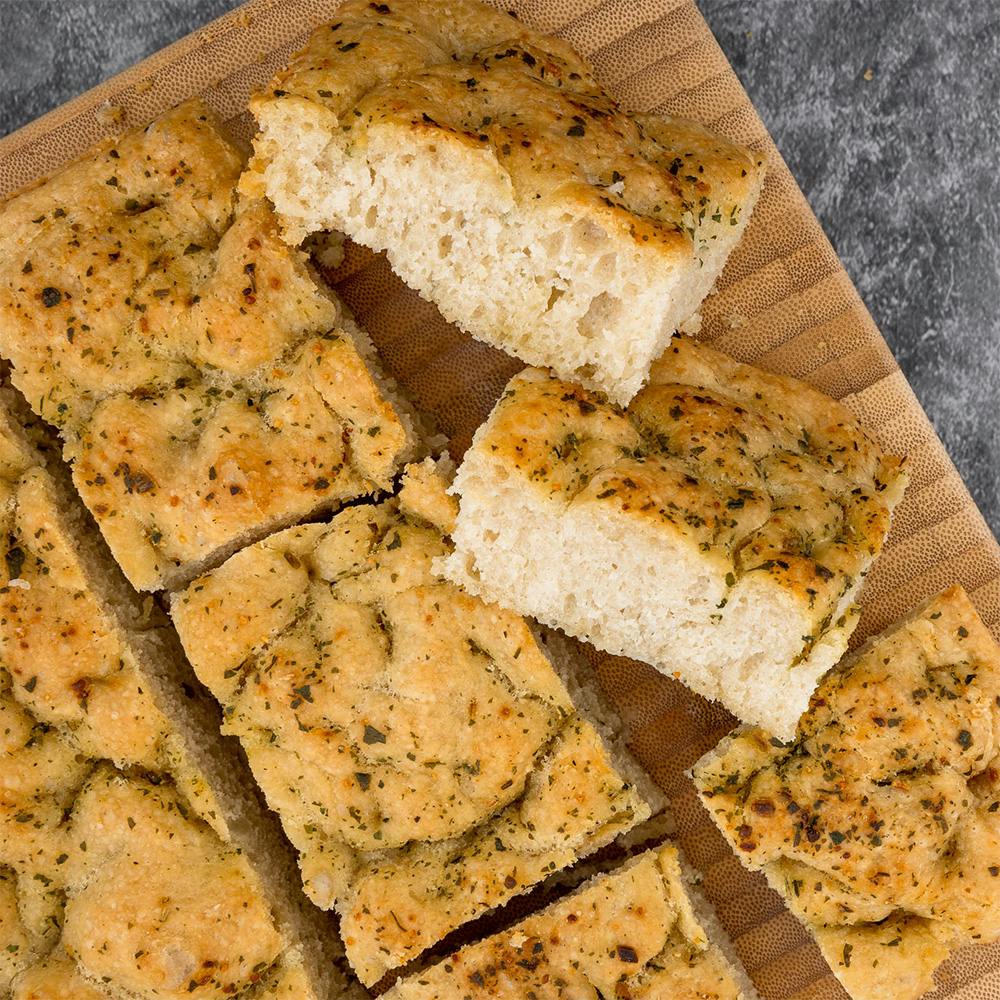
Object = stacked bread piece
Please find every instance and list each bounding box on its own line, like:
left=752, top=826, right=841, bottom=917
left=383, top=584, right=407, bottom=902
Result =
left=0, top=385, right=355, bottom=999
left=442, top=335, right=908, bottom=738
left=246, top=0, right=764, bottom=405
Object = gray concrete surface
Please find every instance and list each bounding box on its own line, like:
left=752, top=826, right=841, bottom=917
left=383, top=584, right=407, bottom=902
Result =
left=0, top=0, right=997, bottom=536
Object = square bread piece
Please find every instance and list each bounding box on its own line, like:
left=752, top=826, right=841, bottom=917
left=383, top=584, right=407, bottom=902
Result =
left=0, top=99, right=418, bottom=592
left=383, top=843, right=753, bottom=1000
left=442, top=335, right=907, bottom=739
left=0, top=387, right=356, bottom=1000
left=170, top=458, right=658, bottom=986
left=246, top=0, right=764, bottom=405
left=692, top=586, right=1000, bottom=1000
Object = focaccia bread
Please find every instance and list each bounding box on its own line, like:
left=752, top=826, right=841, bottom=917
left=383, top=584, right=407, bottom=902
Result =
left=0, top=386, right=355, bottom=1000
left=442, top=335, right=907, bottom=738
left=0, top=100, right=418, bottom=591
left=246, top=0, right=764, bottom=405
left=692, top=586, right=1000, bottom=1000
left=171, top=458, right=658, bottom=986
left=384, top=844, right=753, bottom=1000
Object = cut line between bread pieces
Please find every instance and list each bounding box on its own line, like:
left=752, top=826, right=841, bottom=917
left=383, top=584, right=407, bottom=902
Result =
left=0, top=383, right=358, bottom=1000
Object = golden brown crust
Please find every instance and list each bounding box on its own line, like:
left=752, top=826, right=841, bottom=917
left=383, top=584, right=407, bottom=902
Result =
left=0, top=101, right=413, bottom=591
left=0, top=390, right=311, bottom=1000
left=383, top=845, right=743, bottom=1000
left=1, top=464, right=173, bottom=768
left=254, top=0, right=760, bottom=259
left=63, top=768, right=284, bottom=1000
left=692, top=585, right=1000, bottom=1000
left=0, top=387, right=216, bottom=805
left=397, top=456, right=459, bottom=535
left=474, top=335, right=906, bottom=649
left=171, top=463, right=651, bottom=985
left=0, top=102, right=244, bottom=418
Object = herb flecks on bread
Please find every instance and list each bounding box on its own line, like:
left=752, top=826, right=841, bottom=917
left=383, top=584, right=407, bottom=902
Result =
left=443, top=335, right=907, bottom=739
left=384, top=845, right=749, bottom=1000
left=0, top=386, right=354, bottom=1000
left=171, top=459, right=654, bottom=986
left=692, top=586, right=1000, bottom=1000
left=248, top=0, right=764, bottom=404
left=0, top=100, right=417, bottom=591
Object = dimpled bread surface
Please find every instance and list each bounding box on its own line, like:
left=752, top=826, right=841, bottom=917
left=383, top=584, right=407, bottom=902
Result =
left=0, top=387, right=355, bottom=999
left=247, top=0, right=763, bottom=404
left=693, top=586, right=1000, bottom=1000
left=171, top=459, right=654, bottom=986
left=0, top=99, right=417, bottom=592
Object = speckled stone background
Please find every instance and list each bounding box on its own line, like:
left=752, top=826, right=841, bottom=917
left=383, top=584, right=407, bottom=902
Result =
left=0, top=0, right=997, bottom=537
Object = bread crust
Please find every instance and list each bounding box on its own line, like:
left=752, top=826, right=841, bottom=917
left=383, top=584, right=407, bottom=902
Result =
left=248, top=0, right=764, bottom=403
left=486, top=337, right=901, bottom=611
left=383, top=844, right=746, bottom=1000
left=692, top=585, right=1000, bottom=1000
left=257, top=0, right=757, bottom=254
left=0, top=100, right=416, bottom=591
left=171, top=459, right=654, bottom=986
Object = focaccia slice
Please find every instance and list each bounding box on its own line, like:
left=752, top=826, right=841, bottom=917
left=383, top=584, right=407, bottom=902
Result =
left=443, top=335, right=907, bottom=738
left=692, top=586, right=1000, bottom=1000
left=247, top=0, right=763, bottom=405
